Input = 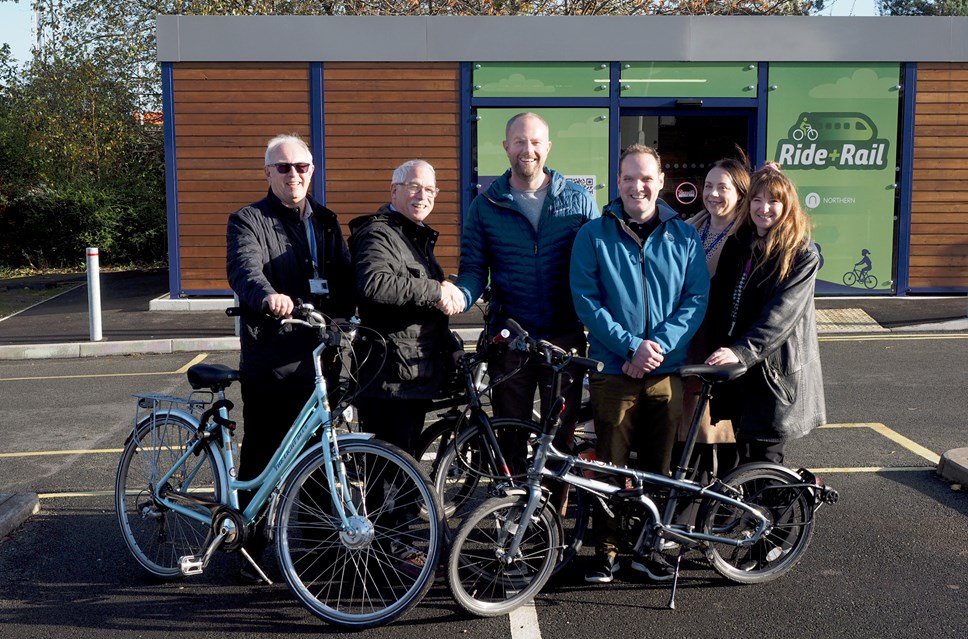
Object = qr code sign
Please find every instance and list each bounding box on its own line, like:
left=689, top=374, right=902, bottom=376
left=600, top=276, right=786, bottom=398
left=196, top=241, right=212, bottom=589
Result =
left=565, top=176, right=596, bottom=193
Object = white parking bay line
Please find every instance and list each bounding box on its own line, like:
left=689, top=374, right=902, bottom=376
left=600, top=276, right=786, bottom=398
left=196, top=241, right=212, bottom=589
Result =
left=510, top=601, right=542, bottom=639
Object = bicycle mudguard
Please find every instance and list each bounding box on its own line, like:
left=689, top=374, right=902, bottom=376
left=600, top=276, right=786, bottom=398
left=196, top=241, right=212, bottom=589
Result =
left=126, top=407, right=200, bottom=445
left=719, top=461, right=800, bottom=482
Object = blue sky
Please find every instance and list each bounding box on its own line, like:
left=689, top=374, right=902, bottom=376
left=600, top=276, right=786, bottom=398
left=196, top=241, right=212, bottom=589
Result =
left=0, top=0, right=34, bottom=63
left=0, top=1, right=879, bottom=65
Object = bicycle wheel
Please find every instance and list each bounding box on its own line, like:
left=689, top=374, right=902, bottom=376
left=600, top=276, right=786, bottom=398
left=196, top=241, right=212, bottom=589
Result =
left=843, top=271, right=857, bottom=287
left=863, top=273, right=878, bottom=289
left=115, top=412, right=224, bottom=578
left=412, top=410, right=465, bottom=486
left=698, top=464, right=815, bottom=585
left=274, top=439, right=444, bottom=630
left=432, top=418, right=543, bottom=521
left=447, top=494, right=559, bottom=617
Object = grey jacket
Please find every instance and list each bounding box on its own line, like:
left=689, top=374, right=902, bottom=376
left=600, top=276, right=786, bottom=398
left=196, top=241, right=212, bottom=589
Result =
left=708, top=227, right=826, bottom=442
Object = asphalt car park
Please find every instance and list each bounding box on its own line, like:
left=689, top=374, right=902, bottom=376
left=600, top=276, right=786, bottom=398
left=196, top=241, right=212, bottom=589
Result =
left=0, top=336, right=966, bottom=638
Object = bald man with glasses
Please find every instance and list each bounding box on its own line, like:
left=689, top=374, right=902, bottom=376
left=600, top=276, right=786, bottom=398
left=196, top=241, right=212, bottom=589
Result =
left=226, top=133, right=355, bottom=582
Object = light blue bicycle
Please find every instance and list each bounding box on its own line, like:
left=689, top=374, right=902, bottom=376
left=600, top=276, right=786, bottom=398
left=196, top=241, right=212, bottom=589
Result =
left=114, top=305, right=444, bottom=629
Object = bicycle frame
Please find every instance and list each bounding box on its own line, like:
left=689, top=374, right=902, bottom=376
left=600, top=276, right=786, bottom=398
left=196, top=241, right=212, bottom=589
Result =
left=499, top=362, right=819, bottom=565
left=132, top=337, right=369, bottom=540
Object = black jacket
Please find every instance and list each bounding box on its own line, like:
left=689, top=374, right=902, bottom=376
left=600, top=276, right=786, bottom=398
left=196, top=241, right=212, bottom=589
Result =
left=707, top=226, right=826, bottom=442
left=349, top=206, right=456, bottom=400
left=226, top=189, right=355, bottom=380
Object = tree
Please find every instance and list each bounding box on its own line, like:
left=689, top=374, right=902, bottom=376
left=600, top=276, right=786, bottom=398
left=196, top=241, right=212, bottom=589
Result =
left=0, top=0, right=826, bottom=269
left=878, top=0, right=968, bottom=14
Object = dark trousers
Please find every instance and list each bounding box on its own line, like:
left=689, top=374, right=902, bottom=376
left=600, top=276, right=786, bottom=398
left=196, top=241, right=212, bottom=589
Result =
left=488, top=329, right=587, bottom=453
left=238, top=373, right=315, bottom=555
left=357, top=398, right=431, bottom=457
left=737, top=439, right=786, bottom=465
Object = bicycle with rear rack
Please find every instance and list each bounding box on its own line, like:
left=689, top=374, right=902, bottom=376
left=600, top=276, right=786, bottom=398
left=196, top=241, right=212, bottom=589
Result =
left=445, top=326, right=839, bottom=616
left=114, top=304, right=444, bottom=630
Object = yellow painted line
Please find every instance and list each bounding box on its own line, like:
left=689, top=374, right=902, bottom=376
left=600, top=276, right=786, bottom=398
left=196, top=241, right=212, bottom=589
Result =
left=39, top=490, right=113, bottom=499
left=0, top=352, right=210, bottom=381
left=820, top=422, right=941, bottom=464
left=821, top=333, right=968, bottom=342
left=0, top=448, right=123, bottom=458
left=810, top=467, right=933, bottom=474
left=176, top=353, right=208, bottom=373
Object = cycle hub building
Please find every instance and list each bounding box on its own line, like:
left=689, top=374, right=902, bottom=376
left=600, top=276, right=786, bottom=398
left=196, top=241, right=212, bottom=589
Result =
left=156, top=15, right=968, bottom=298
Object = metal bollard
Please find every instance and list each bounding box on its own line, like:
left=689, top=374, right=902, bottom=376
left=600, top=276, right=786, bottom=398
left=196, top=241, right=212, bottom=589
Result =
left=86, top=247, right=103, bottom=342
left=234, top=294, right=241, bottom=337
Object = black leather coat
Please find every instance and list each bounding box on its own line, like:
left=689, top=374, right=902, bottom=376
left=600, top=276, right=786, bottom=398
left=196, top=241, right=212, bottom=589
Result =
left=707, top=226, right=826, bottom=443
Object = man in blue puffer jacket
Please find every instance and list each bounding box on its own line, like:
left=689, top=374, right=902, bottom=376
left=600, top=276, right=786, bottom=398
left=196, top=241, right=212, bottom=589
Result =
left=571, top=144, right=708, bottom=585
left=456, top=112, right=599, bottom=452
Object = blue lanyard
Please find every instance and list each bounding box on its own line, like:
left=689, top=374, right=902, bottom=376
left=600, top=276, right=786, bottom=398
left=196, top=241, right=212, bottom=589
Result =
left=305, top=216, right=319, bottom=279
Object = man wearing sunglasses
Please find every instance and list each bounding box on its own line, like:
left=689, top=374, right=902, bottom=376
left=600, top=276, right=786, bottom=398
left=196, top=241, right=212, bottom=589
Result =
left=226, top=133, right=355, bottom=582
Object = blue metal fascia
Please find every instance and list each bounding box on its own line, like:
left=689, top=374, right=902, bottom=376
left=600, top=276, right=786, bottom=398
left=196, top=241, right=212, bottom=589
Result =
left=895, top=63, right=917, bottom=296
left=162, top=62, right=180, bottom=299
left=907, top=286, right=968, bottom=294
left=608, top=62, right=621, bottom=203
left=310, top=62, right=326, bottom=205
left=178, top=288, right=233, bottom=297
left=616, top=97, right=758, bottom=110
left=469, top=97, right=610, bottom=108
left=460, top=62, right=474, bottom=227
left=755, top=63, right=770, bottom=167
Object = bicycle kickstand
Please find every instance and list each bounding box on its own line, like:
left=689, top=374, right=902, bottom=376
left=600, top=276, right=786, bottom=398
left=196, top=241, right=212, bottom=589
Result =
left=667, top=552, right=684, bottom=610
left=239, top=547, right=274, bottom=585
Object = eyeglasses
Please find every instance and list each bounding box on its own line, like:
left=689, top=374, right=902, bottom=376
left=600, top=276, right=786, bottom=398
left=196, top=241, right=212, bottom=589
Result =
left=394, top=182, right=440, bottom=197
left=268, top=162, right=312, bottom=174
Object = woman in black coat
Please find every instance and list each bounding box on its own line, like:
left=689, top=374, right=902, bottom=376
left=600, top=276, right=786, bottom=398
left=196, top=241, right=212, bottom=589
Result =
left=704, top=163, right=826, bottom=465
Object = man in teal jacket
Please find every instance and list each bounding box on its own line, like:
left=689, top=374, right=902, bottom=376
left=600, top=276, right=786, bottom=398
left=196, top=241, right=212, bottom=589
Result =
left=457, top=112, right=599, bottom=453
left=570, top=144, right=708, bottom=584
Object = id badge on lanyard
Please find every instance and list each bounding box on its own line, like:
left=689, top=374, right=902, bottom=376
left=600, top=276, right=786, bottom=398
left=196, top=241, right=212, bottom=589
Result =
left=306, top=217, right=329, bottom=295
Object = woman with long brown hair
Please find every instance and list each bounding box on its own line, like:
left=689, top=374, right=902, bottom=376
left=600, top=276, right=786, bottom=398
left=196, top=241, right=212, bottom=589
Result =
left=704, top=162, right=826, bottom=464
left=675, top=157, right=750, bottom=479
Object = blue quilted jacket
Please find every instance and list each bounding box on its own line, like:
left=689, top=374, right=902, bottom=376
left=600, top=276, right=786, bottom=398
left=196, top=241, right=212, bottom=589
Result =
left=457, top=168, right=599, bottom=339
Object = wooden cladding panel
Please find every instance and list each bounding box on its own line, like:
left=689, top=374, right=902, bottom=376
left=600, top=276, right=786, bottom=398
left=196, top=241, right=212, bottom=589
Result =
left=324, top=62, right=461, bottom=276
left=909, top=63, right=968, bottom=291
left=173, top=63, right=311, bottom=292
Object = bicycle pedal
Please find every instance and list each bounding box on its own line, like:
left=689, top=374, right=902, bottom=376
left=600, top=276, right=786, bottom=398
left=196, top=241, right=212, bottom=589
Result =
left=179, top=555, right=204, bottom=576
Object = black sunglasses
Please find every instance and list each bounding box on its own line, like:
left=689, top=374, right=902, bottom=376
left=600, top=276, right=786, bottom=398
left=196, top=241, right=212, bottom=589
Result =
left=268, top=162, right=312, bottom=174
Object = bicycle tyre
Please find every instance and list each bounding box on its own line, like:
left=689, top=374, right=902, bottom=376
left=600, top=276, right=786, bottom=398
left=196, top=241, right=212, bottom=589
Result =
left=115, top=412, right=225, bottom=578
left=431, top=417, right=543, bottom=521
left=274, top=439, right=444, bottom=630
left=863, top=274, right=878, bottom=289
left=412, top=411, right=465, bottom=486
left=698, top=464, right=815, bottom=585
left=447, top=494, right=559, bottom=617
left=843, top=271, right=857, bottom=287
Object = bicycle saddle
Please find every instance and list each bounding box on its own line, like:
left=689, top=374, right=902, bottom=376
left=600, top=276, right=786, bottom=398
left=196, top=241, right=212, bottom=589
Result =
left=187, top=363, right=241, bottom=390
left=677, top=363, right=747, bottom=384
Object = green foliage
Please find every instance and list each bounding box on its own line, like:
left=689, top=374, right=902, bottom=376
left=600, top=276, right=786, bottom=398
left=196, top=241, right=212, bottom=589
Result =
left=0, top=0, right=827, bottom=270
left=0, top=17, right=166, bottom=269
left=878, top=0, right=968, bottom=14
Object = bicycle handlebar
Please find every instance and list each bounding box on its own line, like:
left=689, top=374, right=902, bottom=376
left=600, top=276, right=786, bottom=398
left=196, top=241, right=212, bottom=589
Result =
left=225, top=304, right=359, bottom=347
left=502, top=318, right=604, bottom=373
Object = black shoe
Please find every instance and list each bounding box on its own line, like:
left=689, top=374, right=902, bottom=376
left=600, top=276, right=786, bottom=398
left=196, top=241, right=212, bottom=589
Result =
left=238, top=561, right=267, bottom=585
left=584, top=552, right=618, bottom=584
left=629, top=552, right=675, bottom=582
